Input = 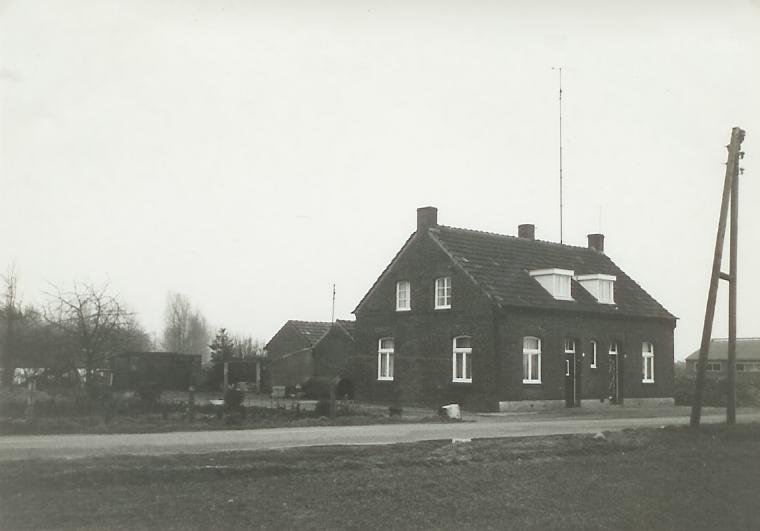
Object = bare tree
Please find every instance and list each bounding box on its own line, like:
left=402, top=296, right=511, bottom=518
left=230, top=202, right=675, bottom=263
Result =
left=1, top=265, right=21, bottom=387
left=44, top=282, right=149, bottom=396
left=233, top=334, right=264, bottom=360
left=162, top=292, right=210, bottom=360
left=162, top=292, right=192, bottom=353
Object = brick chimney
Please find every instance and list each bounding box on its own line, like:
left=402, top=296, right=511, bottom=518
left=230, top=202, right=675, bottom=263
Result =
left=518, top=224, right=535, bottom=240
left=417, top=206, right=438, bottom=233
left=587, top=233, right=605, bottom=253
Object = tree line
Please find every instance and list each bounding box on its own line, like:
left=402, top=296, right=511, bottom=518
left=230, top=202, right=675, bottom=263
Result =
left=0, top=267, right=264, bottom=396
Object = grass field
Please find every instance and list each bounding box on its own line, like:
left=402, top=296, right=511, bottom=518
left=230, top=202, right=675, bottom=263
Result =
left=1, top=424, right=759, bottom=530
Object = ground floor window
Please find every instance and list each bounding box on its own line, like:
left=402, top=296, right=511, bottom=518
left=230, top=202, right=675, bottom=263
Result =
left=378, top=338, right=394, bottom=381
left=737, top=362, right=760, bottom=372
left=642, top=342, right=654, bottom=383
left=523, top=336, right=541, bottom=383
left=452, top=336, right=472, bottom=382
left=590, top=340, right=598, bottom=368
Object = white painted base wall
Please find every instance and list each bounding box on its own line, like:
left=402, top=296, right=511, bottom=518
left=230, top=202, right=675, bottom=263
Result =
left=498, top=399, right=565, bottom=412
left=498, top=397, right=675, bottom=412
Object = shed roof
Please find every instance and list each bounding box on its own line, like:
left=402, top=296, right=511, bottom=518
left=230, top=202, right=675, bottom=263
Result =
left=287, top=321, right=334, bottom=347
left=685, top=338, right=760, bottom=361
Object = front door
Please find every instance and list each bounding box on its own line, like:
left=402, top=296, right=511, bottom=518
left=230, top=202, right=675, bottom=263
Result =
left=565, top=353, right=577, bottom=407
left=609, top=353, right=619, bottom=404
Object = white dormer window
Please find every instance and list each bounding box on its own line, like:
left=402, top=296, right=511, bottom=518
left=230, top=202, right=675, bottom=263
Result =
left=575, top=274, right=616, bottom=304
left=529, top=268, right=574, bottom=301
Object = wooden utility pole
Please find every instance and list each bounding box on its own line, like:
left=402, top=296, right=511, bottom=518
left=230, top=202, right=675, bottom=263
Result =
left=690, top=127, right=745, bottom=428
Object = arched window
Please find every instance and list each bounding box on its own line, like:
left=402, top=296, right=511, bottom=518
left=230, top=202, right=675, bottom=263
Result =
left=452, top=336, right=472, bottom=383
left=377, top=338, right=394, bottom=381
left=523, top=336, right=542, bottom=384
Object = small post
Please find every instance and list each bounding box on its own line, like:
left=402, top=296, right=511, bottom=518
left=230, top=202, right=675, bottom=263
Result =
left=188, top=385, right=196, bottom=422
left=255, top=359, right=261, bottom=393
left=329, top=385, right=336, bottom=418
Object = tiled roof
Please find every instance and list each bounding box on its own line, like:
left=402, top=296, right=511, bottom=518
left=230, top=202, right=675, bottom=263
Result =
left=430, top=225, right=675, bottom=320
left=288, top=321, right=334, bottom=346
left=335, top=319, right=357, bottom=339
left=685, top=338, right=760, bottom=361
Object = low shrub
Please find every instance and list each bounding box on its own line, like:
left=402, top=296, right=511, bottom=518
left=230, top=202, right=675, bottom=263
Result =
left=224, top=387, right=245, bottom=410
left=674, top=373, right=760, bottom=406
left=136, top=383, right=162, bottom=410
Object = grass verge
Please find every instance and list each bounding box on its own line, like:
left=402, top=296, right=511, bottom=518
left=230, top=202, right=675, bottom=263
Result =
left=0, top=406, right=444, bottom=436
left=1, top=423, right=759, bottom=530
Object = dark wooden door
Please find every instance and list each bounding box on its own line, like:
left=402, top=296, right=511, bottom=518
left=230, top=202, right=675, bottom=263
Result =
left=565, top=353, right=576, bottom=407
left=609, top=353, right=619, bottom=404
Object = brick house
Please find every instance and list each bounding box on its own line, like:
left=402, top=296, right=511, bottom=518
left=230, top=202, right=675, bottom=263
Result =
left=351, top=207, right=676, bottom=411
left=685, top=338, right=760, bottom=380
left=266, top=320, right=356, bottom=396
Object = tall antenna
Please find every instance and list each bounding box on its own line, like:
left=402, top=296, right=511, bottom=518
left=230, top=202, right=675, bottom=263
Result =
left=331, top=283, right=336, bottom=322
left=556, top=67, right=564, bottom=243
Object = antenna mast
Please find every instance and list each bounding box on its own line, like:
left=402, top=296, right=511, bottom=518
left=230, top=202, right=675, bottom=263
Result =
left=557, top=67, right=564, bottom=244
left=331, top=283, right=336, bottom=322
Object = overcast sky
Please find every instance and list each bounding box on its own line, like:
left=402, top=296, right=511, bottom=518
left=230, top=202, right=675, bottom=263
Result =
left=2, top=0, right=758, bottom=359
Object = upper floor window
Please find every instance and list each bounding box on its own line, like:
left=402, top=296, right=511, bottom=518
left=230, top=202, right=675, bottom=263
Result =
left=522, top=336, right=542, bottom=384
left=378, top=338, right=394, bottom=381
left=575, top=274, right=616, bottom=304
left=396, top=280, right=411, bottom=311
left=590, top=340, right=598, bottom=368
left=529, top=269, right=574, bottom=301
left=435, top=277, right=451, bottom=309
left=642, top=342, right=654, bottom=383
left=452, top=336, right=472, bottom=383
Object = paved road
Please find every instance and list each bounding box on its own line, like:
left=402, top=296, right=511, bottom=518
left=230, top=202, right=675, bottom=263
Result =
left=2, top=412, right=759, bottom=462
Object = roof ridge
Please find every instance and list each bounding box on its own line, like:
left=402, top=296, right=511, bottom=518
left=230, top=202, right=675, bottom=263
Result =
left=711, top=337, right=760, bottom=341
left=437, top=225, right=591, bottom=251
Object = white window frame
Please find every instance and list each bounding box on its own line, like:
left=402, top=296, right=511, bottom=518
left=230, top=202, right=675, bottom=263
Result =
left=609, top=342, right=619, bottom=356
left=522, top=336, right=542, bottom=384
left=564, top=339, right=575, bottom=376
left=575, top=274, right=616, bottom=304
left=590, top=340, right=598, bottom=368
left=452, top=336, right=472, bottom=383
left=377, top=338, right=394, bottom=381
left=642, top=342, right=654, bottom=383
left=395, top=280, right=411, bottom=312
left=529, top=268, right=574, bottom=301
left=435, top=276, right=451, bottom=309
left=705, top=362, right=722, bottom=372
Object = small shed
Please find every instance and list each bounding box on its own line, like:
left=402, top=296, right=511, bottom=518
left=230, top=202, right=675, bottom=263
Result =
left=685, top=338, right=760, bottom=377
left=111, top=351, right=201, bottom=391
left=266, top=320, right=355, bottom=393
